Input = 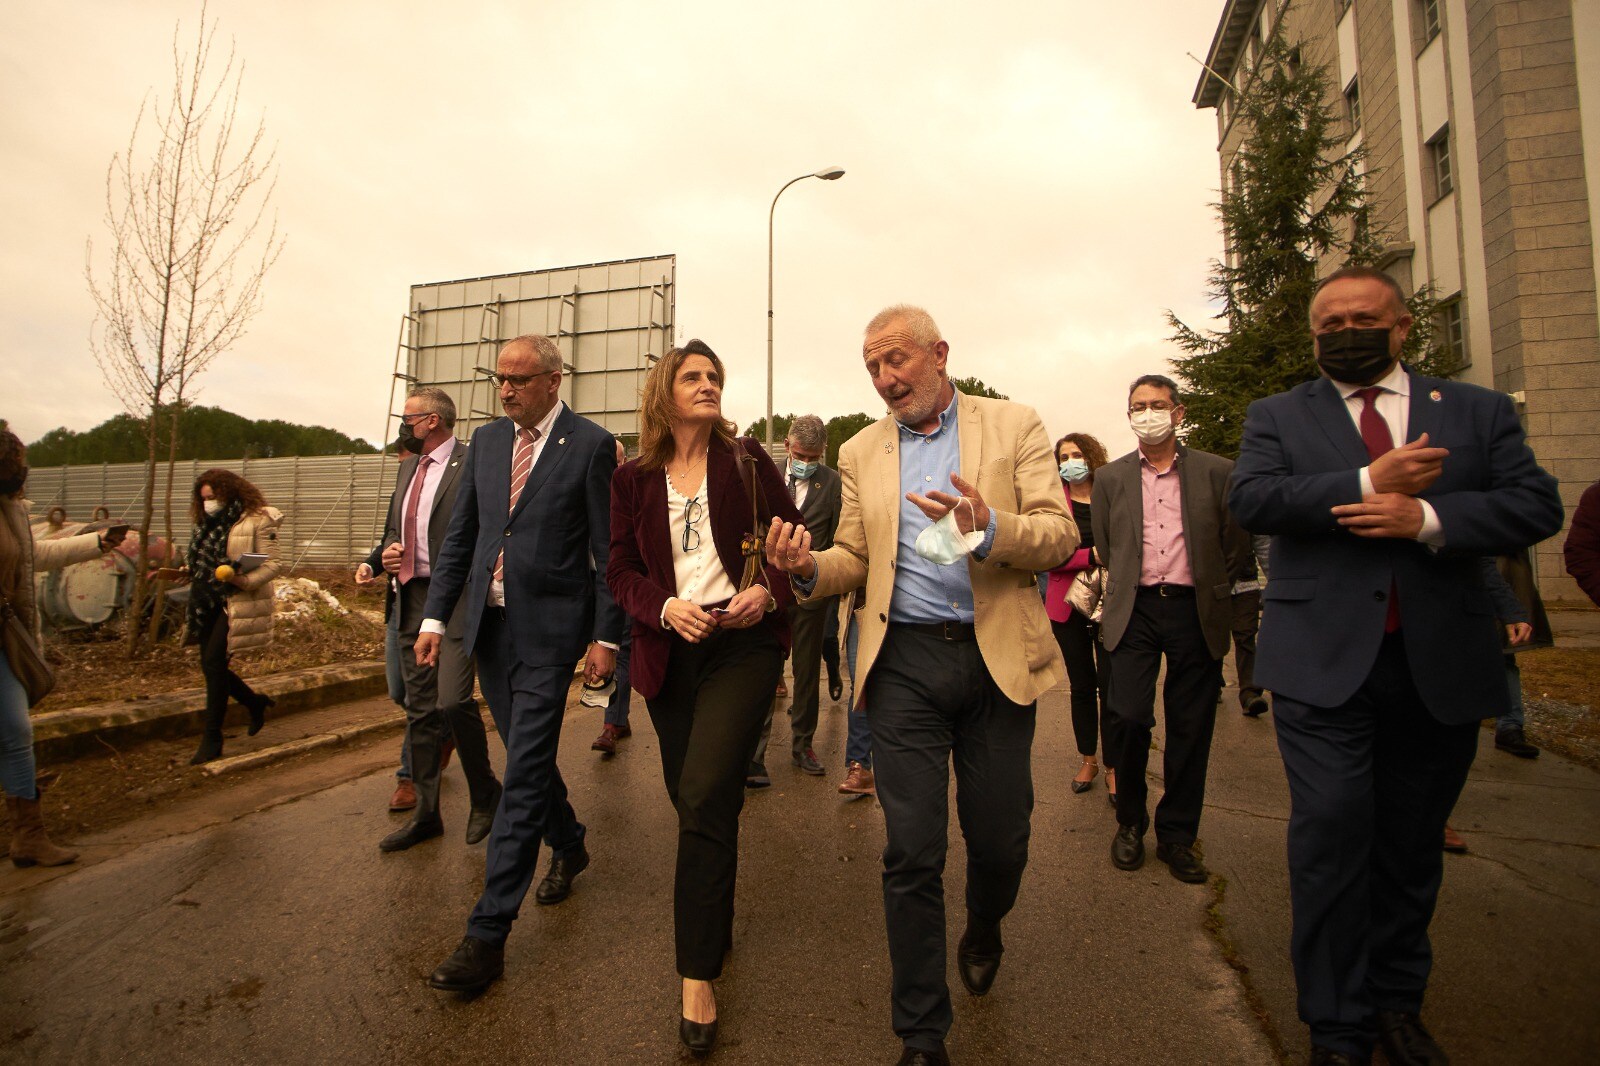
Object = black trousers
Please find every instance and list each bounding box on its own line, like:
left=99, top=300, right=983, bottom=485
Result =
left=752, top=597, right=838, bottom=770
left=198, top=611, right=258, bottom=741
left=1104, top=588, right=1223, bottom=845
left=647, top=625, right=783, bottom=980
left=864, top=626, right=1036, bottom=1051
left=1272, top=633, right=1478, bottom=1059
left=396, top=578, right=497, bottom=820
left=1230, top=590, right=1262, bottom=706
left=1050, top=613, right=1113, bottom=760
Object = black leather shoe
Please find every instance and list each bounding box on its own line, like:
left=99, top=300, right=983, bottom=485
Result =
left=679, top=1015, right=719, bottom=1056
left=828, top=670, right=844, bottom=702
left=956, top=919, right=1003, bottom=996
left=465, top=782, right=501, bottom=845
left=1377, top=1010, right=1448, bottom=1065
left=534, top=843, right=590, bottom=904
left=1156, top=842, right=1210, bottom=884
left=1111, top=824, right=1144, bottom=871
left=246, top=694, right=275, bottom=736
left=1308, top=1047, right=1370, bottom=1066
left=427, top=935, right=503, bottom=992
left=380, top=815, right=444, bottom=852
left=1494, top=727, right=1540, bottom=759
left=896, top=1045, right=950, bottom=1065
left=1243, top=695, right=1269, bottom=718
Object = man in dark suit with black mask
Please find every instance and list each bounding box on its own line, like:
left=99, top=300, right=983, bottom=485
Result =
left=1230, top=266, right=1563, bottom=1066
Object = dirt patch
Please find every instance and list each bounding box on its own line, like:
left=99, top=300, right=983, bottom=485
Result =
left=31, top=567, right=386, bottom=714
left=1513, top=647, right=1599, bottom=771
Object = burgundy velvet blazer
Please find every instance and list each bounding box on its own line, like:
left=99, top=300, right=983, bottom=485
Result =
left=608, top=435, right=805, bottom=700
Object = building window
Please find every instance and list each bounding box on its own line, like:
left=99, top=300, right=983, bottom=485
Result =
left=1345, top=78, right=1362, bottom=132
left=1435, top=299, right=1467, bottom=368
left=1428, top=126, right=1453, bottom=198
left=1420, top=0, right=1441, bottom=41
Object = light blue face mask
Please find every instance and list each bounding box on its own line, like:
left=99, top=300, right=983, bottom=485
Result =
left=913, top=498, right=984, bottom=565
left=1059, top=458, right=1090, bottom=483
left=789, top=458, right=818, bottom=480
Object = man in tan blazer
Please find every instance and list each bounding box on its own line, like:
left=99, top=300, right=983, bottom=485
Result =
left=767, top=305, right=1075, bottom=1066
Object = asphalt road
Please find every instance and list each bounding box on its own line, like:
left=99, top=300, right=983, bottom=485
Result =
left=3, top=656, right=1597, bottom=1065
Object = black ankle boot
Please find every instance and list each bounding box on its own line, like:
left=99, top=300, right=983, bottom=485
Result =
left=191, top=735, right=224, bottom=765
left=247, top=694, right=275, bottom=737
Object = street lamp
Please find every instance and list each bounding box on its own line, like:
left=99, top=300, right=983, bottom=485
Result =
left=767, top=165, right=846, bottom=449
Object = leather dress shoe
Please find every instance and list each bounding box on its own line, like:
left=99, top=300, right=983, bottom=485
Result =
left=388, top=778, right=417, bottom=812
left=534, top=843, right=590, bottom=904
left=380, top=815, right=443, bottom=852
left=1243, top=695, right=1269, bottom=718
left=1377, top=1010, right=1449, bottom=1065
left=838, top=761, right=876, bottom=796
left=591, top=722, right=630, bottom=754
left=679, top=1015, right=719, bottom=1056
left=465, top=782, right=501, bottom=845
left=746, top=768, right=771, bottom=789
left=896, top=1045, right=950, bottom=1065
left=1156, top=842, right=1209, bottom=884
left=1495, top=727, right=1539, bottom=759
left=828, top=671, right=844, bottom=701
left=1308, top=1048, right=1370, bottom=1066
left=1442, top=825, right=1468, bottom=853
left=427, top=935, right=503, bottom=992
left=793, top=748, right=825, bottom=775
left=956, top=919, right=1003, bottom=996
left=1111, top=824, right=1145, bottom=871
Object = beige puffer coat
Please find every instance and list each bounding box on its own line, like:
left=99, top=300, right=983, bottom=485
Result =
left=0, top=497, right=106, bottom=645
left=216, top=506, right=285, bottom=655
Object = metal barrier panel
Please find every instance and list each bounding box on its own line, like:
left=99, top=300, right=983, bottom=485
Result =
left=24, top=453, right=403, bottom=569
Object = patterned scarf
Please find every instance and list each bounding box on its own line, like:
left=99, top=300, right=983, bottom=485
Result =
left=185, top=500, right=244, bottom=640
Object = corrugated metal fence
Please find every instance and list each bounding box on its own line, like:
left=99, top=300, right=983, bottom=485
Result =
left=25, top=455, right=399, bottom=569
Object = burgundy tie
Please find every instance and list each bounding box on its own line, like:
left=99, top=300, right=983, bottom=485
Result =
left=1354, top=387, right=1401, bottom=633
left=494, top=427, right=539, bottom=585
left=397, top=454, right=432, bottom=586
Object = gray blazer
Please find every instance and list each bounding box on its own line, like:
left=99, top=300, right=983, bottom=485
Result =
left=1091, top=444, right=1245, bottom=660
left=382, top=438, right=470, bottom=637
left=788, top=463, right=842, bottom=609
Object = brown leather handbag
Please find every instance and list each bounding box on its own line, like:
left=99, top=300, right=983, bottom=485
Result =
left=0, top=591, right=56, bottom=708
left=734, top=441, right=771, bottom=594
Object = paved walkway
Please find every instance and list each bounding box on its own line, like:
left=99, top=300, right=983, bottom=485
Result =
left=2, top=646, right=1597, bottom=1064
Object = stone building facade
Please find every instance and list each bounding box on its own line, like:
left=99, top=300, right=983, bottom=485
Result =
left=1194, top=0, right=1600, bottom=602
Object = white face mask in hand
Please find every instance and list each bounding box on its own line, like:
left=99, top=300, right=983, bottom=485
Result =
left=913, top=497, right=984, bottom=565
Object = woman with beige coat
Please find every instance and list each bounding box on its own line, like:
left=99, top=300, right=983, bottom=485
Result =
left=178, top=468, right=284, bottom=765
left=0, top=427, right=127, bottom=866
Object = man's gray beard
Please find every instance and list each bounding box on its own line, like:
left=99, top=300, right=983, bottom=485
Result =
left=890, top=380, right=944, bottom=428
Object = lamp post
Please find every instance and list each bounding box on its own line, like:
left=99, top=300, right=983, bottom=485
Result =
left=767, top=165, right=846, bottom=449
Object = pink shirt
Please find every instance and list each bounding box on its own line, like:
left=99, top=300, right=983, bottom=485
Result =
left=1139, top=454, right=1194, bottom=587
left=405, top=435, right=458, bottom=580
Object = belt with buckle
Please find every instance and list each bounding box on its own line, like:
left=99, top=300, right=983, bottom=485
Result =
left=1137, top=583, right=1195, bottom=598
left=894, top=620, right=977, bottom=642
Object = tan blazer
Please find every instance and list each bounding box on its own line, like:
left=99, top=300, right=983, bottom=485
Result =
left=800, top=392, right=1077, bottom=707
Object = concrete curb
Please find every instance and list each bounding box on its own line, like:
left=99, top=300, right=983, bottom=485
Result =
left=32, top=660, right=389, bottom=760
left=199, top=713, right=404, bottom=776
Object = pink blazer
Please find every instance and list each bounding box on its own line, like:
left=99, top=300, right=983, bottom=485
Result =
left=1044, top=483, right=1094, bottom=624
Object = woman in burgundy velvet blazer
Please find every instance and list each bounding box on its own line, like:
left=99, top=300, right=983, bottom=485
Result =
left=605, top=339, right=802, bottom=1055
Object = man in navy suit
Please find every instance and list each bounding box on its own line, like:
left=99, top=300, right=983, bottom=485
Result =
left=1229, top=266, right=1563, bottom=1066
left=414, top=333, right=625, bottom=993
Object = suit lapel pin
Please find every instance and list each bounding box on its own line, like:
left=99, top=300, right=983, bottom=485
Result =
left=883, top=443, right=893, bottom=454
left=558, top=436, right=566, bottom=445
left=1429, top=390, right=1442, bottom=402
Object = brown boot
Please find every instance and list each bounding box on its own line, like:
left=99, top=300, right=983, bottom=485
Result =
left=7, top=793, right=80, bottom=868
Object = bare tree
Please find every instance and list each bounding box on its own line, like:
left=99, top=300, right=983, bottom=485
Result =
left=86, top=3, right=283, bottom=655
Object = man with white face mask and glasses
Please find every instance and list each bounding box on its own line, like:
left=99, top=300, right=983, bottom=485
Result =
left=1091, top=374, right=1247, bottom=886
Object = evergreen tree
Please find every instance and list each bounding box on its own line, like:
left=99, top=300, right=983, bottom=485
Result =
left=1168, top=32, right=1449, bottom=458
left=950, top=376, right=1007, bottom=400
left=27, top=405, right=376, bottom=466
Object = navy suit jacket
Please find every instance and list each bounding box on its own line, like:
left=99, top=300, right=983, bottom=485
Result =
left=1228, top=369, right=1563, bottom=723
left=423, top=406, right=625, bottom=667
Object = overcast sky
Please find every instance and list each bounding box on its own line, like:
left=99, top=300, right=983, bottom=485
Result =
left=1, top=0, right=1230, bottom=461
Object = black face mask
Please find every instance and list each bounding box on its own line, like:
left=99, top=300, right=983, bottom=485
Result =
left=0, top=467, right=26, bottom=496
left=396, top=419, right=426, bottom=451
left=1316, top=327, right=1395, bottom=385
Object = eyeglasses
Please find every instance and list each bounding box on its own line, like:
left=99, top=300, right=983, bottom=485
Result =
left=490, top=370, right=558, bottom=390
left=683, top=497, right=704, bottom=553
left=1128, top=401, right=1177, bottom=414
left=392, top=411, right=435, bottom=423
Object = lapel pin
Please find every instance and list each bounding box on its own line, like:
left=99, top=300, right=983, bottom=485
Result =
left=883, top=442, right=893, bottom=454
left=1429, top=390, right=1442, bottom=402
left=558, top=436, right=566, bottom=444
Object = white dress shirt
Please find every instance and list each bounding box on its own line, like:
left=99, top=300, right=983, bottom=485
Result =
left=1333, top=363, right=1444, bottom=545
left=787, top=473, right=811, bottom=510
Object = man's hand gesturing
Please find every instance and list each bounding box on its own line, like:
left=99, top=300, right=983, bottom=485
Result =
left=1368, top=433, right=1448, bottom=496
left=765, top=518, right=815, bottom=581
